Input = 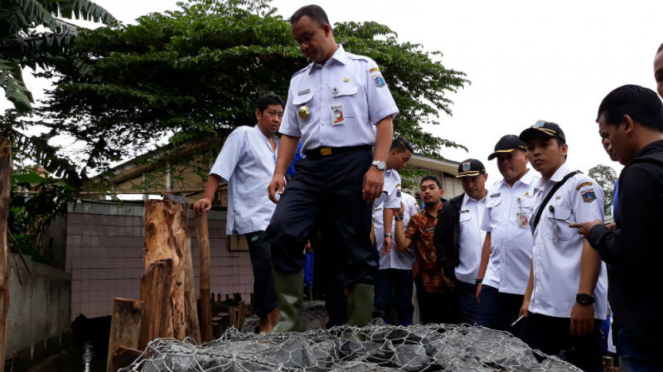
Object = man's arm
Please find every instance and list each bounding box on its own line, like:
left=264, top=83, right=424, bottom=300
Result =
left=363, top=117, right=392, bottom=202
left=393, top=203, right=413, bottom=250
left=519, top=260, right=534, bottom=317
left=193, top=174, right=222, bottom=215
left=268, top=134, right=300, bottom=203
left=570, top=239, right=601, bottom=337
left=382, top=207, right=394, bottom=254
left=475, top=232, right=492, bottom=301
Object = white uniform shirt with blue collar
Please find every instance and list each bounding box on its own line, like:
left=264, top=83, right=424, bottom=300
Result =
left=481, top=169, right=540, bottom=295
left=209, top=125, right=278, bottom=235
left=375, top=192, right=418, bottom=270
left=528, top=162, right=608, bottom=320
left=280, top=45, right=399, bottom=150
left=456, top=193, right=488, bottom=284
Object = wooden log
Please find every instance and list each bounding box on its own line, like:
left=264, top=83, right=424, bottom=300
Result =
left=195, top=214, right=213, bottom=342
left=109, top=347, right=142, bottom=372
left=0, top=139, right=10, bottom=372
left=138, top=259, right=173, bottom=350
left=106, top=298, right=144, bottom=372
left=143, top=200, right=187, bottom=340
left=183, top=235, right=201, bottom=343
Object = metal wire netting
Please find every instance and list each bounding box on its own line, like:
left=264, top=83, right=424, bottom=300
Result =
left=119, top=322, right=581, bottom=372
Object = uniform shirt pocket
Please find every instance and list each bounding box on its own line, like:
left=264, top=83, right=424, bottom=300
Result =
left=548, top=205, right=575, bottom=241
left=293, top=91, right=315, bottom=125
left=333, top=86, right=359, bottom=118
left=459, top=212, right=473, bottom=235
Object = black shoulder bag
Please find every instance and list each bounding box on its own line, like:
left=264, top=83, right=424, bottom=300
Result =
left=532, top=171, right=580, bottom=230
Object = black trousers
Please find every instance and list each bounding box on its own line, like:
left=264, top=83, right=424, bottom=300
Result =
left=521, top=312, right=604, bottom=372
left=455, top=281, right=478, bottom=325
left=265, top=148, right=377, bottom=300
left=414, top=279, right=460, bottom=325
left=476, top=284, right=524, bottom=334
left=244, top=231, right=278, bottom=317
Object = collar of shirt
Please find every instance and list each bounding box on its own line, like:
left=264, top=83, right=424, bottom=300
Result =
left=309, top=45, right=347, bottom=74
left=534, top=162, right=570, bottom=194
left=498, top=168, right=537, bottom=189
left=461, top=193, right=487, bottom=209
left=253, top=124, right=278, bottom=158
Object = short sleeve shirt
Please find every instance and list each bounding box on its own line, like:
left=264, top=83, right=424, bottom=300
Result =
left=406, top=209, right=455, bottom=293
left=209, top=125, right=278, bottom=235
left=528, top=163, right=608, bottom=320
left=455, top=194, right=487, bottom=284
left=279, top=45, right=399, bottom=150
left=480, top=169, right=540, bottom=294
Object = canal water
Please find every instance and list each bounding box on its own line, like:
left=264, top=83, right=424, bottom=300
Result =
left=61, top=341, right=106, bottom=372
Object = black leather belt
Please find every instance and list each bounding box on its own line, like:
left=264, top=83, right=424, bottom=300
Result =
left=305, top=145, right=372, bottom=157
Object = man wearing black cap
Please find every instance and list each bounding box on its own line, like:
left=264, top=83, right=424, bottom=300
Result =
left=434, top=159, right=488, bottom=324
left=474, top=135, right=539, bottom=333
left=518, top=121, right=608, bottom=372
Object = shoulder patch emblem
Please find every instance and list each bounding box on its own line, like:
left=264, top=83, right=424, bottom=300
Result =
left=576, top=181, right=593, bottom=190
left=374, top=76, right=386, bottom=87
left=580, top=188, right=597, bottom=203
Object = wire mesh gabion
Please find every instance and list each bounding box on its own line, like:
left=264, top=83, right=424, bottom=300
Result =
left=119, top=322, right=581, bottom=372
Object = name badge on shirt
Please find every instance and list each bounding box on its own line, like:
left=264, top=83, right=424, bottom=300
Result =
left=331, top=103, right=345, bottom=125
left=516, top=212, right=528, bottom=228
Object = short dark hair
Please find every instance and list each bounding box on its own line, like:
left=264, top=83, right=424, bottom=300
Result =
left=657, top=43, right=663, bottom=54
left=257, top=93, right=284, bottom=113
left=290, top=5, right=330, bottom=27
left=390, top=137, right=414, bottom=154
left=420, top=175, right=442, bottom=189
left=596, top=84, right=663, bottom=132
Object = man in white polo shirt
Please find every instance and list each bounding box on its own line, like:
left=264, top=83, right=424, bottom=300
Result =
left=518, top=121, right=608, bottom=372
left=194, top=94, right=284, bottom=333
left=475, top=135, right=539, bottom=333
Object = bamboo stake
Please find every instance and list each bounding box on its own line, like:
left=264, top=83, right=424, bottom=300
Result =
left=195, top=214, right=213, bottom=342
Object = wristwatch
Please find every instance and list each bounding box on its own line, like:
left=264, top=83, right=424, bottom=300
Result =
left=394, top=216, right=404, bottom=221
left=576, top=293, right=596, bottom=306
left=384, top=233, right=392, bottom=238
left=371, top=160, right=386, bottom=171
left=475, top=278, right=483, bottom=285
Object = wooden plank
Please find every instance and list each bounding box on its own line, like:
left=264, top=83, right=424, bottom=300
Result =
left=0, top=138, right=10, bottom=372
left=138, top=259, right=173, bottom=350
left=195, top=214, right=213, bottom=342
left=106, top=298, right=144, bottom=372
left=109, top=347, right=142, bottom=372
left=183, top=235, right=201, bottom=343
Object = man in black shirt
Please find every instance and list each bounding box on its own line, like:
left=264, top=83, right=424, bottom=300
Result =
left=572, top=84, right=663, bottom=371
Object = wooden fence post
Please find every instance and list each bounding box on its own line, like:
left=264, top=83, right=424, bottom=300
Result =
left=183, top=235, right=201, bottom=343
left=138, top=259, right=173, bottom=350
left=106, top=298, right=144, bottom=372
left=143, top=200, right=187, bottom=340
left=0, top=139, right=11, bottom=372
left=195, top=214, right=213, bottom=342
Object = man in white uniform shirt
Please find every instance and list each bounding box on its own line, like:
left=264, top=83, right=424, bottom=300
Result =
left=264, top=5, right=399, bottom=332
left=475, top=135, right=539, bottom=334
left=372, top=138, right=414, bottom=326
left=518, top=121, right=607, bottom=372
left=435, top=159, right=488, bottom=324
left=193, top=93, right=284, bottom=333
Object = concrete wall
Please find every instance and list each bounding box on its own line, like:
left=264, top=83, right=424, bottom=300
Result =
left=66, top=201, right=253, bottom=319
left=6, top=254, right=72, bottom=361
left=34, top=214, right=68, bottom=270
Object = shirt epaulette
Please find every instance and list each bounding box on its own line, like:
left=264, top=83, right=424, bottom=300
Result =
left=346, top=53, right=372, bottom=63
left=292, top=63, right=313, bottom=77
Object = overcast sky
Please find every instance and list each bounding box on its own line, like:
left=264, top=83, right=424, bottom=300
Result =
left=6, top=0, right=663, bottom=182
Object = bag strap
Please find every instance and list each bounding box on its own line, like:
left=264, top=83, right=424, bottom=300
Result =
left=532, top=171, right=580, bottom=230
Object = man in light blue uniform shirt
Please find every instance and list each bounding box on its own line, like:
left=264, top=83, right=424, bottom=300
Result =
left=194, top=93, right=284, bottom=333
left=265, top=5, right=399, bottom=331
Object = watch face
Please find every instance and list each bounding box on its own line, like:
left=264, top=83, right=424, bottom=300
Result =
left=374, top=161, right=386, bottom=170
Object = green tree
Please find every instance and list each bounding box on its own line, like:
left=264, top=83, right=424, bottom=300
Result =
left=0, top=0, right=117, bottom=112
left=588, top=164, right=617, bottom=215
left=10, top=0, right=468, bottom=181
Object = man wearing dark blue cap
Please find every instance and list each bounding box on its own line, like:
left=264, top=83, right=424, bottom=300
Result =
left=518, top=121, right=607, bottom=372
left=475, top=135, right=539, bottom=333
left=435, top=159, right=488, bottom=324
